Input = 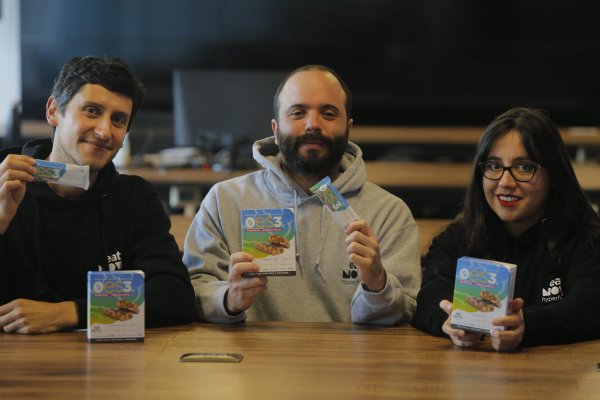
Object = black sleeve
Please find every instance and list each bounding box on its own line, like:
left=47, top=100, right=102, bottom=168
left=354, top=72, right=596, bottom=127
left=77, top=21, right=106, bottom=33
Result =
left=0, top=146, right=24, bottom=302
left=522, top=243, right=600, bottom=346
left=129, top=181, right=196, bottom=328
left=73, top=298, right=87, bottom=329
left=0, top=235, right=9, bottom=305
left=411, top=223, right=466, bottom=336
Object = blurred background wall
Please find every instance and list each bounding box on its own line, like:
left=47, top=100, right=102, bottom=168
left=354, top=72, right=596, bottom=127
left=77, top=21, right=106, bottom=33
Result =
left=12, top=0, right=600, bottom=127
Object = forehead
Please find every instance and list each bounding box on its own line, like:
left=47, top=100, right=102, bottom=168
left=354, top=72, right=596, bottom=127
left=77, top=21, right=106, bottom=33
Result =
left=278, top=70, right=346, bottom=111
left=488, top=130, right=529, bottom=159
left=69, top=84, right=133, bottom=113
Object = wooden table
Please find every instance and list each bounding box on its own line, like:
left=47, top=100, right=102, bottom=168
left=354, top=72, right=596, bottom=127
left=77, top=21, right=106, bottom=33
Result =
left=1, top=322, right=599, bottom=399
left=121, top=166, right=253, bottom=185
left=124, top=161, right=600, bottom=191
left=350, top=126, right=600, bottom=163
left=170, top=214, right=451, bottom=256
left=366, top=161, right=600, bottom=190
left=23, top=120, right=600, bottom=146
left=351, top=125, right=600, bottom=146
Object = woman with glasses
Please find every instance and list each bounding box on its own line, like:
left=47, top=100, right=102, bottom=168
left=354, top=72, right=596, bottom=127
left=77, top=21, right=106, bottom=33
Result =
left=412, top=107, right=600, bottom=351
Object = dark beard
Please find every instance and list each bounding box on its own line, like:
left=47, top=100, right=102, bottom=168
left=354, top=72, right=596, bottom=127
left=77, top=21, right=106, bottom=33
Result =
left=276, top=129, right=349, bottom=175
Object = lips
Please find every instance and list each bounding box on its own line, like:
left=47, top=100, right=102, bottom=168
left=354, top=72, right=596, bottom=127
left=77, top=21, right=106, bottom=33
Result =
left=85, top=140, right=110, bottom=151
left=497, top=194, right=521, bottom=207
left=300, top=141, right=326, bottom=149
left=295, top=133, right=332, bottom=148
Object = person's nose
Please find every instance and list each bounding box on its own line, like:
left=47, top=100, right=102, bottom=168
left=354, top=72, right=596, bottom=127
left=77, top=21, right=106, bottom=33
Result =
left=305, top=111, right=322, bottom=132
left=498, top=167, right=517, bottom=187
left=94, top=116, right=112, bottom=140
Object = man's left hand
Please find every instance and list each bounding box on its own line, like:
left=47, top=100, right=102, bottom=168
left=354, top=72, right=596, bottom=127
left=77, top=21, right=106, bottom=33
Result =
left=0, top=299, right=78, bottom=334
left=345, top=220, right=386, bottom=292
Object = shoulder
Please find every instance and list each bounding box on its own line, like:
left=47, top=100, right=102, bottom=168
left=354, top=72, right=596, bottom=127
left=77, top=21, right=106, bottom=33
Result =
left=359, top=182, right=409, bottom=206
left=565, top=230, right=600, bottom=263
left=425, top=220, right=467, bottom=257
left=431, top=220, right=465, bottom=243
left=209, top=170, right=267, bottom=196
left=115, top=172, right=155, bottom=189
left=110, top=172, right=158, bottom=202
left=0, top=145, right=23, bottom=161
left=358, top=182, right=413, bottom=216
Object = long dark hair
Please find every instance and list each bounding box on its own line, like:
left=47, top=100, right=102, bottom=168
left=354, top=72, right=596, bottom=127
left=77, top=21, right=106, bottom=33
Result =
left=461, top=107, right=600, bottom=261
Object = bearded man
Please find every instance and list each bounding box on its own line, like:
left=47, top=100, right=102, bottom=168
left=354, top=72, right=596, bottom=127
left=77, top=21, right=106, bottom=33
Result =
left=183, top=65, right=420, bottom=324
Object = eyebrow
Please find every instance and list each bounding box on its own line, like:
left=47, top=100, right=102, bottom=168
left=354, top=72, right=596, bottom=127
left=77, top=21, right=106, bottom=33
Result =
left=286, top=103, right=306, bottom=112
left=485, top=156, right=535, bottom=163
left=286, top=103, right=341, bottom=113
left=321, top=104, right=341, bottom=113
left=81, top=101, right=131, bottom=119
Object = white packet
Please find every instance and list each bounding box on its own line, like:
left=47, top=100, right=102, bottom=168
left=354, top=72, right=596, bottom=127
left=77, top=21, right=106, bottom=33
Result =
left=310, top=176, right=360, bottom=228
left=34, top=159, right=90, bottom=190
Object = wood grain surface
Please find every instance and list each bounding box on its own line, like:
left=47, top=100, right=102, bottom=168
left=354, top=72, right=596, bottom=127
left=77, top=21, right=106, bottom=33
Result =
left=1, top=322, right=598, bottom=399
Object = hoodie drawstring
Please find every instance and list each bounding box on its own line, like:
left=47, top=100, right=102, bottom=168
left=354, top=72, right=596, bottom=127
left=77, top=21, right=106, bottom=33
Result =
left=314, top=205, right=327, bottom=282
left=293, top=189, right=303, bottom=279
left=293, top=188, right=327, bottom=282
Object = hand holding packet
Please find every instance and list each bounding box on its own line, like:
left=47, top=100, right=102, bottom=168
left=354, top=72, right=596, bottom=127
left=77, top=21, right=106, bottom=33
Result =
left=310, top=176, right=360, bottom=228
left=34, top=159, right=90, bottom=190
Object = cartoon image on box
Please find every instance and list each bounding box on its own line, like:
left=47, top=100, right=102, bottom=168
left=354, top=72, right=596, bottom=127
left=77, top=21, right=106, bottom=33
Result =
left=466, top=291, right=502, bottom=312
left=103, top=300, right=140, bottom=321
left=450, top=257, right=516, bottom=334
left=242, top=209, right=295, bottom=259
left=452, top=258, right=514, bottom=314
left=255, top=235, right=290, bottom=255
left=88, top=272, right=145, bottom=326
left=239, top=209, right=297, bottom=276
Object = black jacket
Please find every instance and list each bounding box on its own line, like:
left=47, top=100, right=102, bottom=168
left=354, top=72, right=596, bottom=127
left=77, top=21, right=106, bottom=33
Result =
left=0, top=139, right=195, bottom=328
left=412, top=219, right=600, bottom=346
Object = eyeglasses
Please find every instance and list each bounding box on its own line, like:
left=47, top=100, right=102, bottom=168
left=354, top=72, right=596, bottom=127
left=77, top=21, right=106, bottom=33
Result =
left=478, top=160, right=542, bottom=183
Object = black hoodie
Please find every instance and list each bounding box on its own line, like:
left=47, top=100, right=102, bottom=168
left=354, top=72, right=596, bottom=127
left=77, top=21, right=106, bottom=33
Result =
left=0, top=139, right=195, bottom=328
left=412, top=218, right=600, bottom=347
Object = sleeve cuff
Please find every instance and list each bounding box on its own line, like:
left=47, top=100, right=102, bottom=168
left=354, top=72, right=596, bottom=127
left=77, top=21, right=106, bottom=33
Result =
left=73, top=298, right=87, bottom=329
left=213, top=285, right=246, bottom=323
left=358, top=274, right=395, bottom=308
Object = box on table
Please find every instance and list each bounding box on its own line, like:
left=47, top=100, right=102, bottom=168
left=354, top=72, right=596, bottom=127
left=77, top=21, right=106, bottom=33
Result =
left=88, top=270, right=145, bottom=342
left=451, top=257, right=517, bottom=334
left=241, top=208, right=296, bottom=277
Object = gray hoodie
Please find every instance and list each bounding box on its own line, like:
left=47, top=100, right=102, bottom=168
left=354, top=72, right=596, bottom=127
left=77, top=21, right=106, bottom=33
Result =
left=183, top=137, right=421, bottom=325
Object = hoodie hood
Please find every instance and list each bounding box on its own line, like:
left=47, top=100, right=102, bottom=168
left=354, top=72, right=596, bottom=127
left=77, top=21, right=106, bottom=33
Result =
left=252, top=137, right=367, bottom=201
left=21, top=137, right=54, bottom=159
left=249, top=137, right=368, bottom=281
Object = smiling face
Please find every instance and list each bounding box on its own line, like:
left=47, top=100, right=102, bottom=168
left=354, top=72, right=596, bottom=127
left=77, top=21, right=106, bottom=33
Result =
left=271, top=69, right=352, bottom=176
left=483, top=130, right=551, bottom=236
left=46, top=83, right=133, bottom=180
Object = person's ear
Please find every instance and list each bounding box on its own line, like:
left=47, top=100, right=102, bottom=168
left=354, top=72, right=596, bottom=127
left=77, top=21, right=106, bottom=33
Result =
left=46, top=97, right=59, bottom=127
left=271, top=118, right=279, bottom=144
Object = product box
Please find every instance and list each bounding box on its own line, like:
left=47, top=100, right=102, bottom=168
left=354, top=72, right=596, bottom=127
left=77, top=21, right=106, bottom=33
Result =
left=87, top=270, right=145, bottom=342
left=241, top=208, right=296, bottom=277
left=450, top=257, right=517, bottom=334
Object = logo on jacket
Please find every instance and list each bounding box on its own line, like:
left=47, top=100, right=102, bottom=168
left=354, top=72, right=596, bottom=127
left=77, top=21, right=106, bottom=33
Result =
left=342, top=262, right=359, bottom=285
left=98, top=251, right=123, bottom=271
left=541, top=277, right=563, bottom=303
